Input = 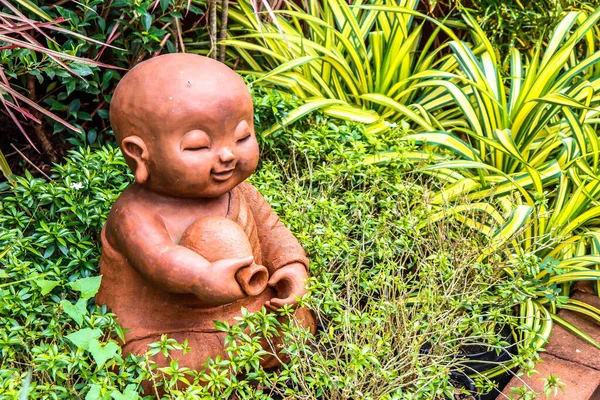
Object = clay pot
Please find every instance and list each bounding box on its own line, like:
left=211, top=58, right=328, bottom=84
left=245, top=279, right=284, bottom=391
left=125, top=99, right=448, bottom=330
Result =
left=180, top=216, right=269, bottom=297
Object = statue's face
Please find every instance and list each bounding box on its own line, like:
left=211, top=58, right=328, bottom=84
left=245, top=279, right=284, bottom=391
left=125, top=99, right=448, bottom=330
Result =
left=142, top=84, right=259, bottom=198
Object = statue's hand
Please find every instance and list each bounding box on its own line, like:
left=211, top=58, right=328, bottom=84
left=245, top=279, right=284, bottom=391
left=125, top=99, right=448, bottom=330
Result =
left=193, top=256, right=254, bottom=305
left=265, top=263, right=308, bottom=311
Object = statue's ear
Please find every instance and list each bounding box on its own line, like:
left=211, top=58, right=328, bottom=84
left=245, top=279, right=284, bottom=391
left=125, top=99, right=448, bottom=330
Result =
left=121, top=135, right=150, bottom=184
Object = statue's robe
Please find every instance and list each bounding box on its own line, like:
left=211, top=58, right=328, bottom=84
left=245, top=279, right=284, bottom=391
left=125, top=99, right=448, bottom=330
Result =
left=96, top=182, right=313, bottom=370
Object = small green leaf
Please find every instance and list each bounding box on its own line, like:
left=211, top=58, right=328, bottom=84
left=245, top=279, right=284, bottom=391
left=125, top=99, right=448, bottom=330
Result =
left=61, top=298, right=87, bottom=326
left=69, top=99, right=81, bottom=112
left=141, top=12, right=152, bottom=32
left=86, top=384, right=102, bottom=400
left=110, top=384, right=141, bottom=400
left=68, top=276, right=102, bottom=299
left=101, top=70, right=114, bottom=89
left=43, top=246, right=56, bottom=258
left=66, top=328, right=102, bottom=351
left=34, top=279, right=60, bottom=295
left=89, top=339, right=119, bottom=369
left=70, top=64, right=94, bottom=77
left=213, top=320, right=229, bottom=331
left=66, top=79, right=76, bottom=96
left=87, top=130, right=97, bottom=144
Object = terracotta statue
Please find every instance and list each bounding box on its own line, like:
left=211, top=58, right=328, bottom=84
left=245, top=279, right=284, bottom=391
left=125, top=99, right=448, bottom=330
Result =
left=95, top=54, right=315, bottom=375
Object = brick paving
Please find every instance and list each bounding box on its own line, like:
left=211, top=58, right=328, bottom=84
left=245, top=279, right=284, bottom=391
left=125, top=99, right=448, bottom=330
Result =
left=499, top=283, right=600, bottom=399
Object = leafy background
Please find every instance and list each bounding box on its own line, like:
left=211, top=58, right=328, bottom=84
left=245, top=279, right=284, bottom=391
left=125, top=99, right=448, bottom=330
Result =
left=2, top=0, right=600, bottom=399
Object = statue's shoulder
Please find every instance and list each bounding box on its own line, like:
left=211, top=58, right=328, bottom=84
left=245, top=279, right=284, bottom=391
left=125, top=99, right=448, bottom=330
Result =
left=235, top=181, right=259, bottom=197
left=111, top=184, right=149, bottom=212
left=105, top=186, right=151, bottom=231
left=104, top=186, right=156, bottom=251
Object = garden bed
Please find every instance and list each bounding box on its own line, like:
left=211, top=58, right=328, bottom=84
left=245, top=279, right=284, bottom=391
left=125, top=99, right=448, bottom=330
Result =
left=3, top=0, right=600, bottom=399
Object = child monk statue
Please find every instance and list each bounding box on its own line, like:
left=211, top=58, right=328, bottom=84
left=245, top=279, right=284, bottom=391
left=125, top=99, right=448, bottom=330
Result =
left=95, top=53, right=315, bottom=371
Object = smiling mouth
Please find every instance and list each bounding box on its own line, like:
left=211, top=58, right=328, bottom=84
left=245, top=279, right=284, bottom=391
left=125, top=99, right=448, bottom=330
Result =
left=211, top=168, right=235, bottom=181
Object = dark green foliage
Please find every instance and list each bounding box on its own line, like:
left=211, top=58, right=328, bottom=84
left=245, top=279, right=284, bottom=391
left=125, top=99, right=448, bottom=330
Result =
left=457, top=0, right=600, bottom=55
left=0, top=146, right=143, bottom=398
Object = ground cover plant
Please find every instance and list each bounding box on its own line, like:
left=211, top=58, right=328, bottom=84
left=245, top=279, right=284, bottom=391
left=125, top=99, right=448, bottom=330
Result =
left=0, top=87, right=557, bottom=399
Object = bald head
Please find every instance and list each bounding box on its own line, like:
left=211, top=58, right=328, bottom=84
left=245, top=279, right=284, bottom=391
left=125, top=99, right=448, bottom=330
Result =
left=110, top=54, right=252, bottom=144
left=108, top=54, right=257, bottom=194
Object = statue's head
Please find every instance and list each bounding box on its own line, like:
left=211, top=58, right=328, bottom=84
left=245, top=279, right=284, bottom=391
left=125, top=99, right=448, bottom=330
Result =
left=110, top=53, right=259, bottom=198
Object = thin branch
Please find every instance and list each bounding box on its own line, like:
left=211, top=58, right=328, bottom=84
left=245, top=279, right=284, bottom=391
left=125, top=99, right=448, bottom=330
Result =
left=10, top=144, right=52, bottom=181
left=218, top=0, right=229, bottom=62
left=174, top=16, right=185, bottom=53
left=209, top=0, right=217, bottom=59
left=26, top=75, right=57, bottom=162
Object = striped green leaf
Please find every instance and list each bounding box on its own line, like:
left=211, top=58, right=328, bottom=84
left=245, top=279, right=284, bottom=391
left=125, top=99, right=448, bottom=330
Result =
left=551, top=313, right=600, bottom=350
left=261, top=99, right=347, bottom=136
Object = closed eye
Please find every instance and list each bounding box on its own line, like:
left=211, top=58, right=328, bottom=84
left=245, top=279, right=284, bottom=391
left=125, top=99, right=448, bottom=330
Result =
left=180, top=129, right=210, bottom=152
left=184, top=146, right=209, bottom=151
left=237, top=135, right=251, bottom=143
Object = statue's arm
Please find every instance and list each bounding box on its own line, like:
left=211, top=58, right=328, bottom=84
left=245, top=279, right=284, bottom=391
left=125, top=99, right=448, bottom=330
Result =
left=238, top=182, right=309, bottom=274
left=106, top=204, right=249, bottom=304
left=238, top=182, right=310, bottom=309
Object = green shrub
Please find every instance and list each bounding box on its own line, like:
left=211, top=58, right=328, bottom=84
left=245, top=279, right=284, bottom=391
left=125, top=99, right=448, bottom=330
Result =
left=0, top=145, right=140, bottom=398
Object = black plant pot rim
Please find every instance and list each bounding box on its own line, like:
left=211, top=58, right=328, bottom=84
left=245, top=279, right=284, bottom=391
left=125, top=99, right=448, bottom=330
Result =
left=461, top=326, right=516, bottom=359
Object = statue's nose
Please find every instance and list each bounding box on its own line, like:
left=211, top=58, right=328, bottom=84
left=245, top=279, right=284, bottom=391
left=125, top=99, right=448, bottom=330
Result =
left=219, top=147, right=235, bottom=164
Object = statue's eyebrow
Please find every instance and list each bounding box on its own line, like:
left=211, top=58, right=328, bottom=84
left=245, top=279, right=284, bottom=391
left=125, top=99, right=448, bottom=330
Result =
left=181, top=129, right=210, bottom=138
left=233, top=120, right=251, bottom=136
